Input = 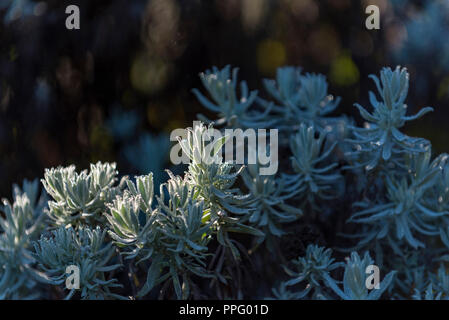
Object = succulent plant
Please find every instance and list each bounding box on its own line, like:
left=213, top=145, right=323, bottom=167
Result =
left=193, top=65, right=275, bottom=129
left=42, top=162, right=126, bottom=227
left=241, top=163, right=303, bottom=238
left=3, top=65, right=449, bottom=301
left=179, top=123, right=264, bottom=258
left=261, top=67, right=341, bottom=132
left=0, top=180, right=48, bottom=299
left=33, top=226, right=123, bottom=300
left=348, top=150, right=448, bottom=251
left=346, top=66, right=433, bottom=171
left=283, top=123, right=343, bottom=207
left=326, top=251, right=396, bottom=300
left=106, top=172, right=214, bottom=299
left=280, top=244, right=344, bottom=299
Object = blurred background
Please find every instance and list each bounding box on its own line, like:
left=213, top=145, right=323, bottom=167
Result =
left=1, top=0, right=449, bottom=196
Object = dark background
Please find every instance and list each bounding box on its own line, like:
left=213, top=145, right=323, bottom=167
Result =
left=1, top=0, right=449, bottom=196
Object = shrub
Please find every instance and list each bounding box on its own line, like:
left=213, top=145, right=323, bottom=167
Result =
left=1, top=65, right=447, bottom=300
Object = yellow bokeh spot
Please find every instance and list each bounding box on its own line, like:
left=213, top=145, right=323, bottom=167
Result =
left=146, top=104, right=160, bottom=129
left=257, top=39, right=286, bottom=76
left=329, top=53, right=360, bottom=87
left=89, top=125, right=113, bottom=162
left=130, top=52, right=171, bottom=95
left=438, top=76, right=449, bottom=99
left=9, top=46, right=18, bottom=61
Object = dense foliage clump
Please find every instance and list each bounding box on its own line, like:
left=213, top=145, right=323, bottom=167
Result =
left=1, top=65, right=447, bottom=300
